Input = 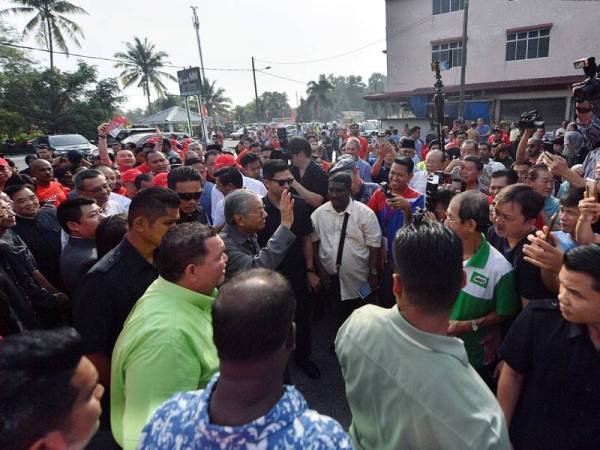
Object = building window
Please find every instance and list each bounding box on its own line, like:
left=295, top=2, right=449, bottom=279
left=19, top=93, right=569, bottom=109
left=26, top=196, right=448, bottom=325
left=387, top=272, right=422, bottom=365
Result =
left=432, top=41, right=463, bottom=68
left=433, top=0, right=464, bottom=15
left=505, top=28, right=550, bottom=61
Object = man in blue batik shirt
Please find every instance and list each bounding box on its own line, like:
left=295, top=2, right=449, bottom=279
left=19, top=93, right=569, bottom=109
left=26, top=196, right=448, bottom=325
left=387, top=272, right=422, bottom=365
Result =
left=138, top=269, right=352, bottom=450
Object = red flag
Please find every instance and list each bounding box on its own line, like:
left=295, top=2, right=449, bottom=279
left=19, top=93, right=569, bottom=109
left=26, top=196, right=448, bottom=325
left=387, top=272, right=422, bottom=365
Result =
left=201, top=104, right=208, bottom=117
left=290, top=109, right=297, bottom=123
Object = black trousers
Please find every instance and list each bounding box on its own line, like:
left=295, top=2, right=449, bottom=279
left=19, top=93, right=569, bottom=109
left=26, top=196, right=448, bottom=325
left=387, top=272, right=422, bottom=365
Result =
left=287, top=274, right=314, bottom=362
left=329, top=275, right=370, bottom=330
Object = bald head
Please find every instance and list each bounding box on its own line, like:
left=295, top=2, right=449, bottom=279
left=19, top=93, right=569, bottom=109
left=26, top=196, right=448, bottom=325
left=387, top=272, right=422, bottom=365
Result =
left=30, top=159, right=54, bottom=185
left=212, top=269, right=295, bottom=362
left=425, top=149, right=444, bottom=173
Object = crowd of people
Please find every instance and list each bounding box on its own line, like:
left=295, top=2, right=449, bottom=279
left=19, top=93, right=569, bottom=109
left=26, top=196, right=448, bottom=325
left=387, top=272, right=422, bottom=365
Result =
left=1, top=98, right=600, bottom=449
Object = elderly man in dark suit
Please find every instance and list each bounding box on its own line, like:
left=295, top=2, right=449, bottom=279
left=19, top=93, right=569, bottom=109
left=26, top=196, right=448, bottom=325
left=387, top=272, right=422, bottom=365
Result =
left=220, top=189, right=296, bottom=280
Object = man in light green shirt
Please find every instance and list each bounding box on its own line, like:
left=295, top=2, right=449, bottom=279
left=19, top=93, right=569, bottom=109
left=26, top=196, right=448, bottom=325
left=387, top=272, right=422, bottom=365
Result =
left=111, top=223, right=227, bottom=449
left=336, top=219, right=510, bottom=450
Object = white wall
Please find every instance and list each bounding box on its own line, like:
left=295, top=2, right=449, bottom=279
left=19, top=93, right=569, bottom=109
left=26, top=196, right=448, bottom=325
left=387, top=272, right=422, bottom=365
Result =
left=385, top=0, right=598, bottom=92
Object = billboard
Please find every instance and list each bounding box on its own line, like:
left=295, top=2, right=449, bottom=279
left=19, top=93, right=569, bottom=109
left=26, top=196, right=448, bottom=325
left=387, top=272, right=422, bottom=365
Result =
left=177, top=67, right=202, bottom=97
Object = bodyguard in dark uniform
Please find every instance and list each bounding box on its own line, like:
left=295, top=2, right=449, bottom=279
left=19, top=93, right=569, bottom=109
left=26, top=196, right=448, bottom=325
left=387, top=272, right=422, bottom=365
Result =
left=498, top=244, right=600, bottom=450
left=288, top=137, right=329, bottom=210
left=73, top=187, right=180, bottom=447
left=258, top=159, right=321, bottom=379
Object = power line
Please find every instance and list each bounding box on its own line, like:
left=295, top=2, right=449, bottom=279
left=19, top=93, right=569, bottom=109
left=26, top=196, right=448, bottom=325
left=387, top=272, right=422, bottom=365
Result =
left=256, top=70, right=307, bottom=85
left=0, top=41, right=252, bottom=72
left=255, top=14, right=433, bottom=65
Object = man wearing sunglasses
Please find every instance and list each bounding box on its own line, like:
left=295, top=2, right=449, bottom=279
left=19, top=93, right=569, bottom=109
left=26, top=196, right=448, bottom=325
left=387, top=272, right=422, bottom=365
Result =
left=257, top=159, right=321, bottom=379
left=167, top=167, right=208, bottom=225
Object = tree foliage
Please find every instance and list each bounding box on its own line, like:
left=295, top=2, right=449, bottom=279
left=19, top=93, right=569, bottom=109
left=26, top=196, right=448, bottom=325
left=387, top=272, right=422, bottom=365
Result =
left=0, top=51, right=124, bottom=138
left=0, top=0, right=88, bottom=69
left=114, top=37, right=176, bottom=112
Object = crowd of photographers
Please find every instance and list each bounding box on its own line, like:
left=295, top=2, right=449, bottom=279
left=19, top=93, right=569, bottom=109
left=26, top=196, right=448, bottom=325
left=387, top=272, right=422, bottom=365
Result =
left=0, top=96, right=600, bottom=449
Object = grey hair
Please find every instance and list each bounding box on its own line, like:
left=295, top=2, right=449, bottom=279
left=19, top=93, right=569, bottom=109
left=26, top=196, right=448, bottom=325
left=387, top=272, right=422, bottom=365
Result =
left=74, top=169, right=103, bottom=190
left=224, top=190, right=259, bottom=226
left=345, top=137, right=360, bottom=149
left=454, top=190, right=491, bottom=232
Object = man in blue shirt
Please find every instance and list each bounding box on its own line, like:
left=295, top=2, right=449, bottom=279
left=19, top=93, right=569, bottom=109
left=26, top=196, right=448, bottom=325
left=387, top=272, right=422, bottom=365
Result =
left=139, top=268, right=352, bottom=449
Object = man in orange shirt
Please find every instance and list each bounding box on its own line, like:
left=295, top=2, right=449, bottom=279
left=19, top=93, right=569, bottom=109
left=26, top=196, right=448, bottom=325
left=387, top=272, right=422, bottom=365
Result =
left=30, top=159, right=68, bottom=207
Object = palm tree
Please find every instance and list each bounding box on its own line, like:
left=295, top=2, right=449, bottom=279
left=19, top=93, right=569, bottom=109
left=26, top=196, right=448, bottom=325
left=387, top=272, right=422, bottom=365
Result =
left=0, top=0, right=88, bottom=69
left=306, top=75, right=334, bottom=121
left=201, top=78, right=231, bottom=118
left=113, top=37, right=176, bottom=112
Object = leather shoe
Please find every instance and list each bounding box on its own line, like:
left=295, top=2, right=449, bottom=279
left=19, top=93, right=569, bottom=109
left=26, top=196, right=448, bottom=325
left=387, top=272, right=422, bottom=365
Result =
left=295, top=358, right=321, bottom=379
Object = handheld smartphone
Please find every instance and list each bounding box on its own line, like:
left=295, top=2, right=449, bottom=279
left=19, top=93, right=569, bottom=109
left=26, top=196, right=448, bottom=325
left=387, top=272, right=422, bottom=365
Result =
left=585, top=178, right=599, bottom=201
left=357, top=282, right=373, bottom=300
left=545, top=212, right=559, bottom=241
left=380, top=182, right=395, bottom=199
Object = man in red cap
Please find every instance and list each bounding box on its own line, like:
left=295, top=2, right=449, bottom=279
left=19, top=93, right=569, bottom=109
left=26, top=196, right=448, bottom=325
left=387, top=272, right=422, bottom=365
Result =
left=121, top=169, right=142, bottom=199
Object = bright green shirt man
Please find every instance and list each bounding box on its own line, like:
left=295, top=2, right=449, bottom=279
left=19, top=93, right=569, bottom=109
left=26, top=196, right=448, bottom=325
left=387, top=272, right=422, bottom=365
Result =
left=111, top=276, right=219, bottom=450
left=450, top=235, right=520, bottom=369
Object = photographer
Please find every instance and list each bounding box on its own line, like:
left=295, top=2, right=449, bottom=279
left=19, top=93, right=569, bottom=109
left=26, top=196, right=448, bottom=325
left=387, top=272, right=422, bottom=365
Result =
left=577, top=100, right=600, bottom=179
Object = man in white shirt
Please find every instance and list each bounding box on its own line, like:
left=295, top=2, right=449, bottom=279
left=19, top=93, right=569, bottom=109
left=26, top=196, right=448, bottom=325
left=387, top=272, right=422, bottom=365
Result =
left=311, top=171, right=381, bottom=327
left=409, top=149, right=445, bottom=194
left=74, top=169, right=127, bottom=216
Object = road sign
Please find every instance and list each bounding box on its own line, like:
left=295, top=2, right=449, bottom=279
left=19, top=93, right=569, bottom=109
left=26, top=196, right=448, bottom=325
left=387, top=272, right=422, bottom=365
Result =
left=177, top=67, right=202, bottom=97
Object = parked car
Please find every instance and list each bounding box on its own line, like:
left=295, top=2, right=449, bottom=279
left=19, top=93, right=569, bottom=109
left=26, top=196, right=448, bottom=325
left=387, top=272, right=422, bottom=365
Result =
left=119, top=131, right=191, bottom=150
left=229, top=127, right=247, bottom=140
left=113, top=127, right=156, bottom=142
left=31, top=134, right=97, bottom=157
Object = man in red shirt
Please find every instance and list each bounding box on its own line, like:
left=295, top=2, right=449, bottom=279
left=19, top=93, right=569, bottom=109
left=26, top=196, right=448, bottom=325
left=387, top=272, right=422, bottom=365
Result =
left=30, top=159, right=68, bottom=207
left=349, top=123, right=370, bottom=160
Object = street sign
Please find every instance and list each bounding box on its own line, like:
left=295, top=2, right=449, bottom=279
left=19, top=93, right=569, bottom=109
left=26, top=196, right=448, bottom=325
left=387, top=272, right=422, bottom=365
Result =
left=177, top=67, right=202, bottom=97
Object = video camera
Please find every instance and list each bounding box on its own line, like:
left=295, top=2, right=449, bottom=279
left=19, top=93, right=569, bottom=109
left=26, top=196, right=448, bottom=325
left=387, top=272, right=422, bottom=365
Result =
left=518, top=110, right=545, bottom=130
left=573, top=57, right=600, bottom=102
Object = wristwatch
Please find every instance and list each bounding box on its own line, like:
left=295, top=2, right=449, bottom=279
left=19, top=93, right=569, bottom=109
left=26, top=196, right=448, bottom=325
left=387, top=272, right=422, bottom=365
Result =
left=471, top=320, right=479, bottom=332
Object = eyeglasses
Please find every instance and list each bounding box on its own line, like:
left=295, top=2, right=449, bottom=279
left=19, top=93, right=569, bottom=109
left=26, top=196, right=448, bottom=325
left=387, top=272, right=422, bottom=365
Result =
left=177, top=191, right=202, bottom=201
left=267, top=178, right=294, bottom=187
left=576, top=107, right=593, bottom=114
left=82, top=183, right=109, bottom=194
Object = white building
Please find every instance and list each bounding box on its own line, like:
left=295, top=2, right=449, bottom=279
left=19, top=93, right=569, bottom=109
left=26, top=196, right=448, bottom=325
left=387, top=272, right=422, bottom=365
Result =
left=366, top=0, right=598, bottom=130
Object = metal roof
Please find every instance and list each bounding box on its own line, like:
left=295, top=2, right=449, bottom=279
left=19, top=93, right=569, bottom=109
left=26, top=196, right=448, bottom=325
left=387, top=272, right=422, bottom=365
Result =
left=139, top=106, right=203, bottom=124
left=364, top=75, right=581, bottom=101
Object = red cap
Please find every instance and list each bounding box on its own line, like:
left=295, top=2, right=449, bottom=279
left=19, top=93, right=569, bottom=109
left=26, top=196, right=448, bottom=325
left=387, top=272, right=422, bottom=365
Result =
left=236, top=149, right=251, bottom=164
left=152, top=172, right=169, bottom=187
left=214, top=154, right=237, bottom=171
left=0, top=158, right=8, bottom=167
left=121, top=168, right=142, bottom=183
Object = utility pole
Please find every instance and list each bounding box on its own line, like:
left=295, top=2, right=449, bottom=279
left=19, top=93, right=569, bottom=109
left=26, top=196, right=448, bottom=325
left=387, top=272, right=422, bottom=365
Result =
left=458, top=0, right=469, bottom=119
left=252, top=56, right=260, bottom=121
left=190, top=6, right=207, bottom=93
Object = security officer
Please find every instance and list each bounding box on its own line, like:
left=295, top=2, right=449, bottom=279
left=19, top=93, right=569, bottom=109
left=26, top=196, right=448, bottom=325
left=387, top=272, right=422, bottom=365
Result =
left=73, top=187, right=180, bottom=447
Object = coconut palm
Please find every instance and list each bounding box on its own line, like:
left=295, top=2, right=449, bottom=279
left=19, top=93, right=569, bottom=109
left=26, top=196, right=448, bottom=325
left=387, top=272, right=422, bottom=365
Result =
left=201, top=78, right=231, bottom=117
left=0, top=0, right=88, bottom=69
left=306, top=75, right=334, bottom=121
left=114, top=37, right=176, bottom=112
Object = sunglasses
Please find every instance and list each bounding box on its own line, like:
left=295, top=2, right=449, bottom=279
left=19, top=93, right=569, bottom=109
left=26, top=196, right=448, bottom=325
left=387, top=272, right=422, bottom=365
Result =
left=576, top=107, right=593, bottom=113
left=177, top=191, right=202, bottom=201
left=268, top=178, right=294, bottom=187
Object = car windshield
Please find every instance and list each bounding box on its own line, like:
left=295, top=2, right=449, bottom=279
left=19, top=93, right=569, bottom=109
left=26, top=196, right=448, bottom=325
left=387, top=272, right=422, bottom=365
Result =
left=49, top=135, right=89, bottom=146
left=361, top=122, right=378, bottom=131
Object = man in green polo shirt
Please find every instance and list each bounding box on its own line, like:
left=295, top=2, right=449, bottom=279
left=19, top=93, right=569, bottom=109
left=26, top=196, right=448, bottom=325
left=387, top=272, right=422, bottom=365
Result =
left=445, top=191, right=520, bottom=389
left=111, top=222, right=228, bottom=449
